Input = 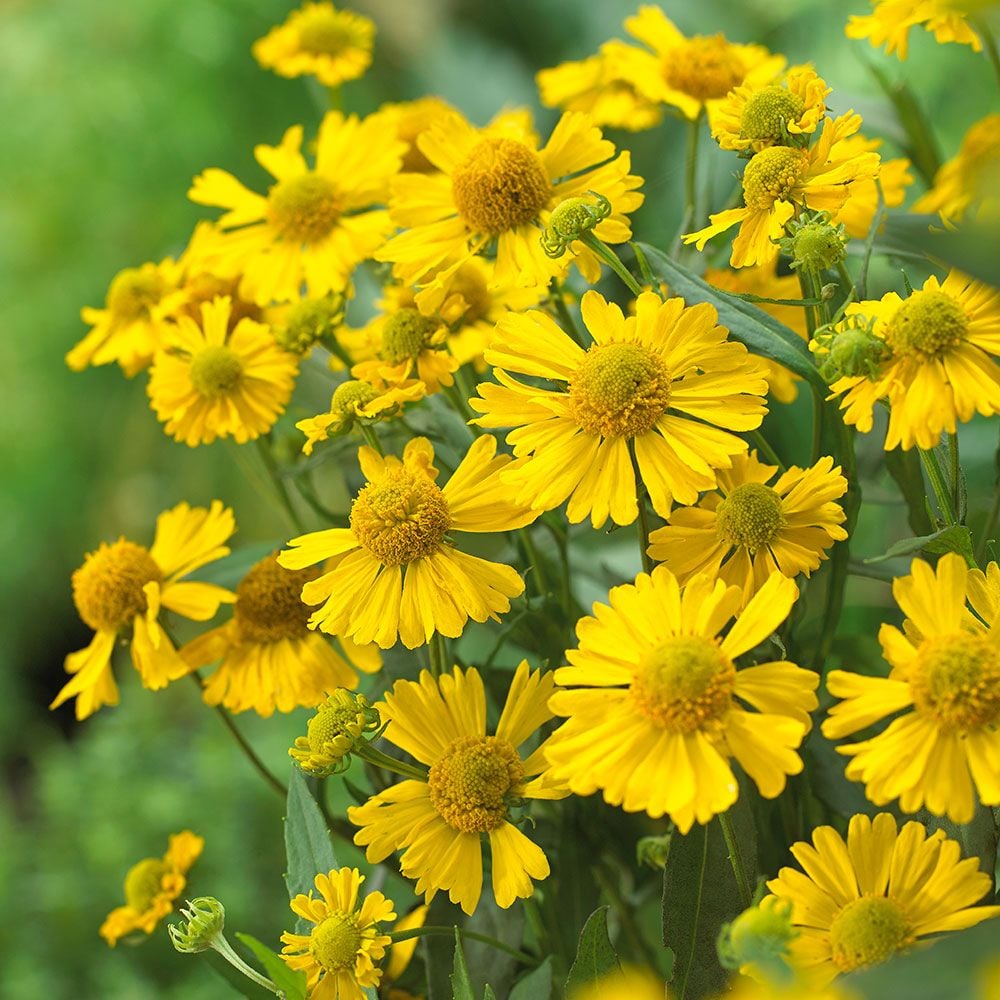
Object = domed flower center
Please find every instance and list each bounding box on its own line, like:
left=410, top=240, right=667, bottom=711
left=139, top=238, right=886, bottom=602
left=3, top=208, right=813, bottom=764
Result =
left=716, top=482, right=785, bottom=552
left=450, top=264, right=492, bottom=324
left=350, top=470, right=451, bottom=565
left=568, top=341, right=672, bottom=438
left=183, top=274, right=261, bottom=328
left=332, top=379, right=381, bottom=418
left=742, top=146, right=808, bottom=208
left=297, top=10, right=356, bottom=56
left=306, top=696, right=365, bottom=756
left=189, top=345, right=244, bottom=397
left=428, top=735, right=525, bottom=833
left=72, top=539, right=163, bottom=632
left=380, top=308, right=440, bottom=364
left=123, top=857, right=169, bottom=913
left=276, top=294, right=344, bottom=354
left=885, top=290, right=968, bottom=360
left=739, top=85, right=806, bottom=141
left=268, top=173, right=341, bottom=243
left=310, top=911, right=362, bottom=972
left=829, top=896, right=912, bottom=973
left=234, top=553, right=318, bottom=644
left=663, top=36, right=745, bottom=101
left=910, top=632, right=1000, bottom=730
left=452, top=138, right=552, bottom=234
left=631, top=636, right=736, bottom=732
left=106, top=267, right=166, bottom=323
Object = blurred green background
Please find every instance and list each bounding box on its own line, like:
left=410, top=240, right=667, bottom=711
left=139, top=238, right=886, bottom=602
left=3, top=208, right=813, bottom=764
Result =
left=2, top=0, right=997, bottom=996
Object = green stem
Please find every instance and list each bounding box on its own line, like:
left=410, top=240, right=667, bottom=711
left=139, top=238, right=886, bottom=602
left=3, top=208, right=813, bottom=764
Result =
left=443, top=380, right=479, bottom=436
left=628, top=441, right=654, bottom=574
left=388, top=926, right=538, bottom=966
left=359, top=422, right=384, bottom=456
left=579, top=232, right=643, bottom=296
left=256, top=437, right=306, bottom=534
left=211, top=934, right=283, bottom=995
left=320, top=331, right=354, bottom=370
left=748, top=430, right=785, bottom=472
left=519, top=528, right=549, bottom=597
left=977, top=482, right=1000, bottom=565
left=630, top=241, right=655, bottom=287
left=847, top=560, right=896, bottom=583
left=550, top=285, right=585, bottom=346
left=672, top=111, right=703, bottom=255
left=919, top=444, right=958, bottom=527
left=717, top=811, right=753, bottom=910
left=973, top=16, right=1000, bottom=89
left=356, top=744, right=429, bottom=782
left=428, top=630, right=448, bottom=678
left=948, top=431, right=962, bottom=519
left=226, top=440, right=298, bottom=533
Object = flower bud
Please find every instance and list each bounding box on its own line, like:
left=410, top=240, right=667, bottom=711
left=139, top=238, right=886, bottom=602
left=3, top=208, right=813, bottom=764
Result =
left=540, top=192, right=612, bottom=258
left=290, top=690, right=382, bottom=777
left=169, top=897, right=226, bottom=954
left=275, top=293, right=346, bottom=354
left=780, top=213, right=847, bottom=272
left=636, top=833, right=671, bottom=870
left=810, top=318, right=889, bottom=383
left=718, top=896, right=797, bottom=984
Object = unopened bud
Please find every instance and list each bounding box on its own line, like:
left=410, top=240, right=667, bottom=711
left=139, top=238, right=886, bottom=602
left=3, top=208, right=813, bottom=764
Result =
left=169, top=897, right=226, bottom=954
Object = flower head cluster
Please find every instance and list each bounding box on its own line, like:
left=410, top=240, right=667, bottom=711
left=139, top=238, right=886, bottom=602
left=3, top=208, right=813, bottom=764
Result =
left=290, top=690, right=382, bottom=776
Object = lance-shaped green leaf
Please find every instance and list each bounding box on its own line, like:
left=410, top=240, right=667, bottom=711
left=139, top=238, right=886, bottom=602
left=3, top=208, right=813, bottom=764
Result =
left=235, top=933, right=308, bottom=1000
left=510, top=957, right=553, bottom=1000
left=284, top=767, right=338, bottom=933
left=564, top=906, right=621, bottom=993
left=864, top=525, right=974, bottom=565
left=451, top=928, right=476, bottom=1000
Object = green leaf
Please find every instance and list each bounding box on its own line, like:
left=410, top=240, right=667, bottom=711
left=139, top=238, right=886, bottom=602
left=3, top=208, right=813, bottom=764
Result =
left=864, top=525, right=974, bottom=564
left=883, top=448, right=934, bottom=537
left=451, top=928, right=476, bottom=1000
left=510, top=957, right=553, bottom=1000
left=564, top=906, right=621, bottom=994
left=484, top=987, right=498, bottom=1000
left=284, top=768, right=338, bottom=933
left=235, top=932, right=308, bottom=1000
left=875, top=215, right=1000, bottom=288
left=635, top=243, right=827, bottom=393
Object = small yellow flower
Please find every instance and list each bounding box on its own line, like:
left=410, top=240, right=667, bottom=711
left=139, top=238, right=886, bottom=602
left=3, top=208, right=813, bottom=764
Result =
left=566, top=965, right=665, bottom=1000
left=290, top=689, right=380, bottom=776
left=252, top=2, right=375, bottom=87
left=100, top=831, right=204, bottom=946
left=373, top=96, right=463, bottom=173
left=828, top=134, right=913, bottom=238
left=846, top=0, right=982, bottom=59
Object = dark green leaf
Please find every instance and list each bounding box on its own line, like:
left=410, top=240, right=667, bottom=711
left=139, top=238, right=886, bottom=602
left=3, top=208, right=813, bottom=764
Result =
left=284, top=768, right=338, bottom=933
left=484, top=987, right=498, bottom=1000
left=424, top=897, right=464, bottom=1000
left=235, top=932, right=308, bottom=1000
left=510, top=957, right=553, bottom=1000
left=451, top=928, right=476, bottom=1000
left=864, top=525, right=974, bottom=564
left=876, top=215, right=1000, bottom=288
left=564, top=906, right=621, bottom=993
left=883, top=448, right=934, bottom=536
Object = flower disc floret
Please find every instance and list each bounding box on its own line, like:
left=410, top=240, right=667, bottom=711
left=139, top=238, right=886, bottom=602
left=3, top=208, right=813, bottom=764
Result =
left=72, top=540, right=163, bottom=632
left=740, top=85, right=806, bottom=141
left=428, top=735, right=524, bottom=833
left=277, top=295, right=344, bottom=354
left=188, top=345, right=244, bottom=398
left=380, top=308, right=439, bottom=363
left=234, top=554, right=316, bottom=644
left=910, top=633, right=1000, bottom=730
left=631, top=636, right=736, bottom=732
left=716, top=482, right=786, bottom=552
left=332, top=379, right=381, bottom=417
left=311, top=912, right=363, bottom=971
left=451, top=138, right=552, bottom=234
left=107, top=267, right=166, bottom=322
left=297, top=13, right=356, bottom=56
left=123, top=858, right=169, bottom=913
left=664, top=35, right=746, bottom=101
left=267, top=173, right=341, bottom=243
left=568, top=341, right=672, bottom=438
left=742, top=146, right=808, bottom=208
left=829, top=896, right=913, bottom=973
left=885, top=290, right=968, bottom=360
left=350, top=471, right=451, bottom=565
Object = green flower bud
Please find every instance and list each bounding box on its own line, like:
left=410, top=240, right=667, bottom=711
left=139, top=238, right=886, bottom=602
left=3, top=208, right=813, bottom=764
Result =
left=169, top=897, right=226, bottom=954
left=540, top=192, right=612, bottom=259
left=810, top=318, right=890, bottom=383
left=779, top=213, right=847, bottom=273
left=276, top=294, right=346, bottom=354
left=718, top=896, right=797, bottom=984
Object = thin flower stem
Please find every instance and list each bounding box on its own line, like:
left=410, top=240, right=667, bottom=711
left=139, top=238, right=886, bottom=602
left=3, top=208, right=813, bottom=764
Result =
left=428, top=630, right=448, bottom=678
left=226, top=439, right=299, bottom=534
left=357, top=744, right=428, bottom=782
left=594, top=862, right=660, bottom=969
left=212, top=934, right=283, bottom=995
left=256, top=436, right=307, bottom=534
left=717, top=811, right=753, bottom=911
left=977, top=482, right=1000, bottom=565
left=452, top=364, right=484, bottom=435
left=443, top=381, right=480, bottom=436
left=628, top=441, right=654, bottom=574
left=973, top=17, right=1000, bottom=89
left=919, top=445, right=958, bottom=528
left=359, top=422, right=384, bottom=456
left=550, top=285, right=585, bottom=346
left=579, top=232, right=644, bottom=296
left=672, top=111, right=703, bottom=256
left=388, top=926, right=538, bottom=966
left=948, top=431, right=961, bottom=515
left=630, top=241, right=655, bottom=287
left=519, top=527, right=549, bottom=597
left=748, top=430, right=785, bottom=472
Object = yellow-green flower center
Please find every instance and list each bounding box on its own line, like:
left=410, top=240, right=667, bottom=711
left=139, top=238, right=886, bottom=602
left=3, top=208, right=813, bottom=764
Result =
left=910, top=632, right=1000, bottom=730
left=791, top=221, right=846, bottom=271
left=350, top=471, right=451, bottom=565
left=380, top=308, right=439, bottom=364
left=829, top=896, right=912, bottom=973
left=332, top=379, right=381, bottom=418
left=106, top=267, right=166, bottom=323
left=742, top=146, right=808, bottom=209
left=234, top=553, right=317, bottom=644
left=310, top=911, right=363, bottom=972
left=547, top=197, right=600, bottom=240
left=739, top=85, right=806, bottom=141
left=631, top=636, right=736, bottom=732
left=568, top=341, right=672, bottom=438
left=297, top=10, right=357, bottom=56
left=663, top=35, right=745, bottom=102
left=72, top=539, right=163, bottom=632
left=268, top=173, right=341, bottom=243
left=189, top=344, right=244, bottom=397
left=716, top=482, right=786, bottom=552
left=428, top=735, right=525, bottom=833
left=452, top=138, right=552, bottom=235
left=885, top=289, right=968, bottom=360
left=276, top=294, right=344, bottom=354
left=123, top=857, right=169, bottom=914
left=306, top=697, right=364, bottom=756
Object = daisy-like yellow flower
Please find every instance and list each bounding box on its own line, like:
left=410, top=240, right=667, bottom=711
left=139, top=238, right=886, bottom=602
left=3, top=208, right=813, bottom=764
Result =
left=826, top=270, right=1000, bottom=450
left=181, top=553, right=381, bottom=717
left=846, top=0, right=982, bottom=59
left=252, top=2, right=375, bottom=88
left=68, top=258, right=186, bottom=377
left=914, top=113, right=1000, bottom=224
left=710, top=66, right=830, bottom=154
left=278, top=435, right=538, bottom=649
left=766, top=813, right=1000, bottom=984
left=280, top=867, right=395, bottom=1000
left=647, top=452, right=848, bottom=606
left=373, top=96, right=462, bottom=173
left=544, top=569, right=819, bottom=833
left=823, top=553, right=1000, bottom=824
left=828, top=135, right=913, bottom=239
left=189, top=111, right=404, bottom=305
left=567, top=966, right=665, bottom=1000
left=375, top=109, right=643, bottom=308
left=51, top=501, right=235, bottom=721
left=147, top=296, right=298, bottom=447
left=684, top=113, right=881, bottom=268
left=471, top=290, right=768, bottom=528
left=349, top=662, right=565, bottom=915
left=100, top=831, right=204, bottom=946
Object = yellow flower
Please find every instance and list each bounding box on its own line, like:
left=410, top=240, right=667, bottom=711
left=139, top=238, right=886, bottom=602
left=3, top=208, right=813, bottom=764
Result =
left=373, top=96, right=463, bottom=173
left=766, top=813, right=1000, bottom=984
left=545, top=569, right=819, bottom=833
left=648, top=452, right=848, bottom=606
left=278, top=435, right=538, bottom=649
left=710, top=66, right=830, bottom=154
left=100, top=831, right=204, bottom=946
left=823, top=553, right=1000, bottom=824
left=189, top=111, right=404, bottom=305
left=684, top=113, right=881, bottom=268
left=914, top=113, right=1000, bottom=224
left=846, top=0, right=982, bottom=59
left=829, top=135, right=913, bottom=238
left=290, top=689, right=379, bottom=777
left=375, top=108, right=643, bottom=309
left=67, top=258, right=186, bottom=376
left=826, top=270, right=1000, bottom=450
left=536, top=41, right=665, bottom=132
left=252, top=2, right=375, bottom=87
left=566, top=965, right=665, bottom=1000
left=147, top=296, right=298, bottom=447
left=471, top=290, right=768, bottom=528
left=349, top=662, right=565, bottom=915
left=280, top=867, right=395, bottom=1000
left=50, top=501, right=235, bottom=721
left=181, top=553, right=381, bottom=717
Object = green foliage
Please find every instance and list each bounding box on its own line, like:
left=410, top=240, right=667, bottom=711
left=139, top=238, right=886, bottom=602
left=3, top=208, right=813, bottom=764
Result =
left=284, top=768, right=338, bottom=933
left=452, top=929, right=477, bottom=1000
left=564, top=907, right=621, bottom=994
left=510, top=958, right=553, bottom=1000
left=234, top=933, right=308, bottom=1000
